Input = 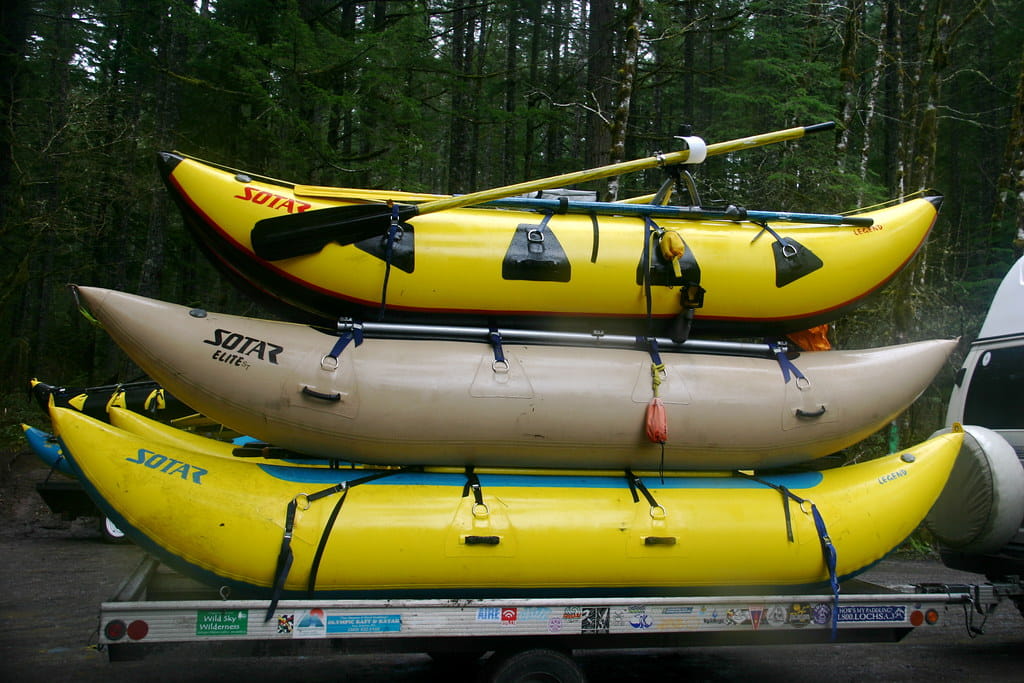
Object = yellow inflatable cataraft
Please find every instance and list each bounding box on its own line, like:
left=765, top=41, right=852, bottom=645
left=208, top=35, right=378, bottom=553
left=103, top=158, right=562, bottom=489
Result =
left=51, top=406, right=962, bottom=598
left=158, top=151, right=941, bottom=336
left=74, top=286, right=956, bottom=471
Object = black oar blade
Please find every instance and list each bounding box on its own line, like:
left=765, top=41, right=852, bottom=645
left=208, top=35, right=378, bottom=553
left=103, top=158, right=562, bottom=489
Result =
left=251, top=204, right=416, bottom=261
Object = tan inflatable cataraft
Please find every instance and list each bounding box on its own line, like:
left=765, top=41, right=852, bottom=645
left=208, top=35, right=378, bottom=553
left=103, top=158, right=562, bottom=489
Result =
left=74, top=286, right=954, bottom=471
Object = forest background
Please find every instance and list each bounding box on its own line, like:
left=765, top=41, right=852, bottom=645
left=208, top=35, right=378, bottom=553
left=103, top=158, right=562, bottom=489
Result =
left=1, top=0, right=1022, bottom=456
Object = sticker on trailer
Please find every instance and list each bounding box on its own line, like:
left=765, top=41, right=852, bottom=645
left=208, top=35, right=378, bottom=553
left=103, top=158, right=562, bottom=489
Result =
left=195, top=609, right=249, bottom=636
left=293, top=608, right=327, bottom=638
left=326, top=614, right=401, bottom=634
left=838, top=605, right=908, bottom=623
left=581, top=607, right=610, bottom=634
left=476, top=607, right=502, bottom=622
left=764, top=605, right=788, bottom=626
left=699, top=606, right=726, bottom=625
left=518, top=607, right=552, bottom=622
left=787, top=603, right=812, bottom=627
left=628, top=612, right=654, bottom=630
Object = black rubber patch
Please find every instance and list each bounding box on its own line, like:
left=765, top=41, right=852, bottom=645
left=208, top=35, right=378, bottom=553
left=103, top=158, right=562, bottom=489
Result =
left=354, top=224, right=415, bottom=273
left=636, top=237, right=701, bottom=287
left=772, top=237, right=823, bottom=287
left=503, top=221, right=571, bottom=282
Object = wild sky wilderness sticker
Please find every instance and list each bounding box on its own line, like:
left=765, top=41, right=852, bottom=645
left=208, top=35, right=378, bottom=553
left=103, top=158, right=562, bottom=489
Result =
left=196, top=610, right=248, bottom=636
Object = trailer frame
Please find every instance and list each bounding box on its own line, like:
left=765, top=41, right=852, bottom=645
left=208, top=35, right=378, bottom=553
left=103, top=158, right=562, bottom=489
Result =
left=96, top=554, right=1023, bottom=681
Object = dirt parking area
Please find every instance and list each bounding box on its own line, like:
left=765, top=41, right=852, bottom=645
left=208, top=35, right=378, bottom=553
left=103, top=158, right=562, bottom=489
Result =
left=1, top=446, right=1022, bottom=682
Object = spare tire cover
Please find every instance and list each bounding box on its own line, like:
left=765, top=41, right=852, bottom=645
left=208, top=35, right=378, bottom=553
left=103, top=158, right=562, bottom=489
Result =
left=925, top=425, right=1024, bottom=554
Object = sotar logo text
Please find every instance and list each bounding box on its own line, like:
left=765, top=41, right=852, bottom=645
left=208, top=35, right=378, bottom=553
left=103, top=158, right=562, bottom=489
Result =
left=127, top=449, right=207, bottom=484
left=203, top=328, right=283, bottom=366
left=234, top=186, right=311, bottom=214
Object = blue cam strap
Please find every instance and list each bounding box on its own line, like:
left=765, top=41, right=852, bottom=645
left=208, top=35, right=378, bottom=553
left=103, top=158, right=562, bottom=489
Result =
left=737, top=471, right=840, bottom=640
left=770, top=340, right=807, bottom=384
left=326, top=327, right=364, bottom=362
left=488, top=327, right=506, bottom=365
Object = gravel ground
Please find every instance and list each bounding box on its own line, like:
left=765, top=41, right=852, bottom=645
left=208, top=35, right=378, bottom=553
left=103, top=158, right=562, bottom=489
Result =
left=1, top=445, right=1021, bottom=682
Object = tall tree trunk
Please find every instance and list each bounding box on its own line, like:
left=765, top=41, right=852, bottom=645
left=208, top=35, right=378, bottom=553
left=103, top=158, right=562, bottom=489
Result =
left=139, top=2, right=187, bottom=299
left=523, top=0, right=542, bottom=179
left=448, top=3, right=477, bottom=192
left=882, top=1, right=905, bottom=197
left=857, top=7, right=888, bottom=202
left=0, top=0, right=31, bottom=232
left=544, top=0, right=565, bottom=171
left=993, top=43, right=1024, bottom=254
left=605, top=0, right=642, bottom=201
left=585, top=0, right=615, bottom=169
left=681, top=0, right=697, bottom=127
left=836, top=0, right=864, bottom=171
left=502, top=9, right=518, bottom=184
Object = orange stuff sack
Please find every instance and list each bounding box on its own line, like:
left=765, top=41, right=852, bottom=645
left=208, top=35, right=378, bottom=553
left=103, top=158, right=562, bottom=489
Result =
left=787, top=324, right=832, bottom=351
left=645, top=397, right=668, bottom=443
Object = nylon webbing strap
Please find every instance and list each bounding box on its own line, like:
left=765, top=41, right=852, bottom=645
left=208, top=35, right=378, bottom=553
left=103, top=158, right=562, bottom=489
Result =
left=589, top=213, right=600, bottom=262
left=462, top=467, right=485, bottom=506
left=770, top=340, right=806, bottom=384
left=737, top=471, right=840, bottom=640
left=326, top=327, right=364, bottom=362
left=624, top=469, right=661, bottom=510
left=266, top=467, right=414, bottom=621
left=646, top=337, right=665, bottom=398
left=306, top=487, right=350, bottom=595
left=641, top=216, right=658, bottom=323
left=378, top=203, right=402, bottom=320
left=143, top=388, right=166, bottom=413
left=488, top=329, right=506, bottom=366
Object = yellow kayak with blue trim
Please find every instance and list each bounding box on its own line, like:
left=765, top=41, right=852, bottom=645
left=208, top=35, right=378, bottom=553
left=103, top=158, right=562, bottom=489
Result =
left=50, top=405, right=961, bottom=598
left=158, top=151, right=941, bottom=336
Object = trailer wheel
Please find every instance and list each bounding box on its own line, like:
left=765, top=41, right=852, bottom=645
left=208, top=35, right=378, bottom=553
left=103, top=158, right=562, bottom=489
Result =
left=481, top=648, right=585, bottom=683
left=100, top=517, right=129, bottom=544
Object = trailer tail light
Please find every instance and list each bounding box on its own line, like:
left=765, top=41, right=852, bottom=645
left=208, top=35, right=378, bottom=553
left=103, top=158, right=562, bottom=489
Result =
left=127, top=620, right=150, bottom=640
left=909, top=609, right=940, bottom=626
left=104, top=620, right=126, bottom=641
left=104, top=619, right=149, bottom=641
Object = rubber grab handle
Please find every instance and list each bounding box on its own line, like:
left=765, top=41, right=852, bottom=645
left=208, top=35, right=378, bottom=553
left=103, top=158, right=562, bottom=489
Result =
left=795, top=405, right=827, bottom=418
left=301, top=386, right=342, bottom=402
left=464, top=535, right=501, bottom=546
left=644, top=536, right=678, bottom=546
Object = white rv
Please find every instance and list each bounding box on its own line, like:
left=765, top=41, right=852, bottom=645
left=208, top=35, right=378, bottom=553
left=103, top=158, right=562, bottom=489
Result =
left=928, top=255, right=1024, bottom=581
